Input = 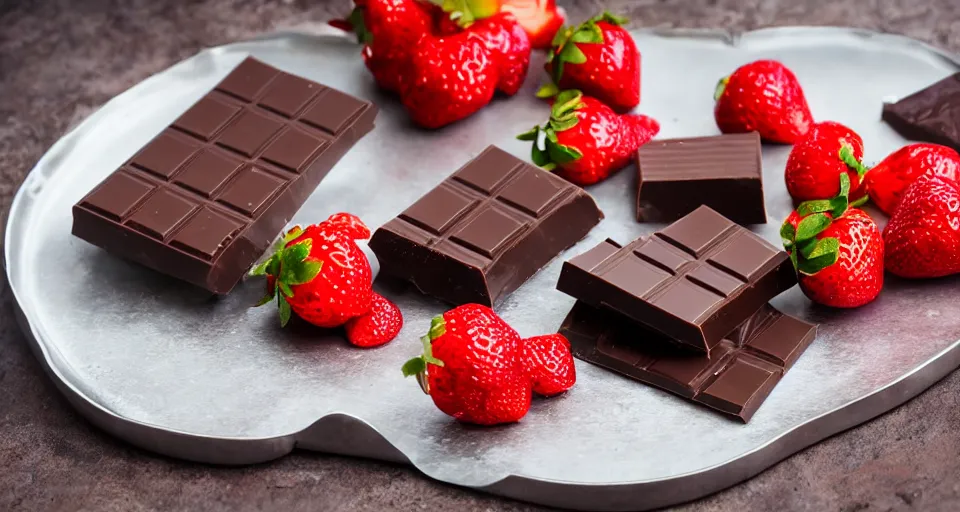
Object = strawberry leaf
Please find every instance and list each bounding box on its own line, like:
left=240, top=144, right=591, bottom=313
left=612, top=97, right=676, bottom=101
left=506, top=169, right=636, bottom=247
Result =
left=797, top=237, right=819, bottom=259
left=531, top=140, right=551, bottom=167
left=255, top=291, right=275, bottom=307
left=571, top=24, right=603, bottom=44
left=401, top=357, right=426, bottom=378
left=807, top=237, right=840, bottom=260
left=798, top=250, right=840, bottom=276
left=591, top=11, right=628, bottom=25
left=248, top=256, right=274, bottom=277
left=516, top=126, right=540, bottom=141
left=549, top=114, right=579, bottom=132
left=551, top=26, right=572, bottom=47
left=546, top=140, right=583, bottom=164
left=278, top=281, right=294, bottom=298
left=713, top=76, right=729, bottom=101
left=780, top=221, right=797, bottom=248
left=797, top=199, right=833, bottom=216
left=426, top=316, right=446, bottom=342
left=795, top=213, right=832, bottom=243
left=838, top=172, right=851, bottom=199
left=850, top=194, right=870, bottom=208
left=347, top=7, right=371, bottom=44
left=838, top=143, right=870, bottom=179
left=560, top=43, right=587, bottom=65
left=536, top=82, right=560, bottom=99
left=278, top=297, right=292, bottom=327
left=789, top=250, right=799, bottom=271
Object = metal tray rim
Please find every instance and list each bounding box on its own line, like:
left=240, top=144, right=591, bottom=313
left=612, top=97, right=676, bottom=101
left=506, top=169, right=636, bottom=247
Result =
left=6, top=25, right=960, bottom=511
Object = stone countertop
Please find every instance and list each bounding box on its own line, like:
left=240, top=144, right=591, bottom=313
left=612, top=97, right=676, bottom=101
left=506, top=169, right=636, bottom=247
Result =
left=2, top=1, right=960, bottom=510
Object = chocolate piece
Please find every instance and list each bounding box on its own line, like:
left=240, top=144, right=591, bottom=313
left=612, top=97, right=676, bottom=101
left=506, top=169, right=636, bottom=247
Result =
left=560, top=301, right=817, bottom=422
left=636, top=132, right=766, bottom=224
left=557, top=206, right=797, bottom=355
left=369, top=146, right=603, bottom=307
left=72, top=57, right=378, bottom=294
left=882, top=72, right=960, bottom=152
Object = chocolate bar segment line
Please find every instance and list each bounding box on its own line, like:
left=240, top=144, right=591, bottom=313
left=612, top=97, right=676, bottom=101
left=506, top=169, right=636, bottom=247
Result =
left=882, top=72, right=960, bottom=152
left=369, top=145, right=604, bottom=307
left=559, top=301, right=817, bottom=422
left=636, top=132, right=766, bottom=225
left=72, top=57, right=378, bottom=294
left=557, top=206, right=797, bottom=355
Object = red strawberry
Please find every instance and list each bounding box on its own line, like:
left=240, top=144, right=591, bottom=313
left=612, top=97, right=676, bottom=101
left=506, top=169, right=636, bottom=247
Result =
left=883, top=173, right=960, bottom=278
left=352, top=0, right=434, bottom=94
left=500, top=0, right=566, bottom=49
left=517, top=89, right=659, bottom=186
left=322, top=212, right=371, bottom=240
left=251, top=224, right=373, bottom=327
left=866, top=143, right=960, bottom=216
left=714, top=60, right=813, bottom=144
left=345, top=293, right=403, bottom=347
left=399, top=30, right=499, bottom=129
left=522, top=334, right=575, bottom=397
left=540, top=12, right=640, bottom=113
left=780, top=176, right=884, bottom=308
left=402, top=304, right=531, bottom=425
left=785, top=121, right=870, bottom=203
left=470, top=12, right=531, bottom=96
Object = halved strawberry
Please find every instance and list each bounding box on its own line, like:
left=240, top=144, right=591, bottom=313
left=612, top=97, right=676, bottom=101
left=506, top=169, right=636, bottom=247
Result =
left=500, top=0, right=565, bottom=49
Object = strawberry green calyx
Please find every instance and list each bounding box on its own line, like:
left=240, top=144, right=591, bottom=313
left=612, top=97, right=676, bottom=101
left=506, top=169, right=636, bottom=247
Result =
left=713, top=76, right=730, bottom=101
left=543, top=11, right=629, bottom=93
left=437, top=0, right=499, bottom=27
left=347, top=7, right=372, bottom=44
left=401, top=315, right=447, bottom=394
left=249, top=227, right=323, bottom=327
left=516, top=89, right=585, bottom=171
left=838, top=143, right=870, bottom=180
left=780, top=173, right=852, bottom=276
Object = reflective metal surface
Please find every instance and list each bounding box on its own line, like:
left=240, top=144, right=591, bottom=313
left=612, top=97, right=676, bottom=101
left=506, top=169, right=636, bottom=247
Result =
left=6, top=26, right=960, bottom=511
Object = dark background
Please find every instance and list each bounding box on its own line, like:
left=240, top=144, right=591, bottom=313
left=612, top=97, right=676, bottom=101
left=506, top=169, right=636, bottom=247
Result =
left=2, top=1, right=960, bottom=510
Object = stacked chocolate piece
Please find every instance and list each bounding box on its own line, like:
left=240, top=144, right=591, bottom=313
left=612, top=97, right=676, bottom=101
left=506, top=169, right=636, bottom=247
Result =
left=556, top=206, right=817, bottom=422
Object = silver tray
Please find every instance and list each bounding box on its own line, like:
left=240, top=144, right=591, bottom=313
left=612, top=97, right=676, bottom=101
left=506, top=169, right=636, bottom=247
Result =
left=6, top=26, right=960, bottom=511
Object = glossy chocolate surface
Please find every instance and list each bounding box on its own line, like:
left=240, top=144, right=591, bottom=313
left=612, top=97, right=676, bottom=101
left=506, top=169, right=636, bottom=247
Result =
left=560, top=300, right=817, bottom=422
left=636, top=132, right=766, bottom=224
left=882, top=72, right=960, bottom=151
left=557, top=206, right=797, bottom=355
left=72, top=57, right=378, bottom=294
left=369, top=146, right=604, bottom=307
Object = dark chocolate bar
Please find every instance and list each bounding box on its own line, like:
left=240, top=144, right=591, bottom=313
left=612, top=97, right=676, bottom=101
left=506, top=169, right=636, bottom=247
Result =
left=636, top=132, right=766, bottom=224
left=560, top=300, right=817, bottom=422
left=369, top=146, right=603, bottom=307
left=882, top=72, right=960, bottom=152
left=557, top=206, right=797, bottom=355
left=72, top=57, right=378, bottom=294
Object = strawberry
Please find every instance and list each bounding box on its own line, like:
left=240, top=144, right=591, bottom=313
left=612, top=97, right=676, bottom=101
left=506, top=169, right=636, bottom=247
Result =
left=714, top=60, right=813, bottom=144
left=353, top=0, right=434, bottom=94
left=402, top=304, right=531, bottom=425
left=883, top=173, right=960, bottom=278
left=866, top=143, right=960, bottom=216
left=539, top=12, right=640, bottom=113
left=322, top=212, right=371, bottom=240
left=522, top=334, right=575, bottom=397
left=470, top=12, right=531, bottom=96
left=780, top=174, right=884, bottom=308
left=785, top=121, right=870, bottom=203
left=251, top=223, right=373, bottom=327
left=500, top=0, right=566, bottom=49
left=400, top=30, right=499, bottom=129
left=345, top=293, right=403, bottom=347
left=517, top=89, right=659, bottom=186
